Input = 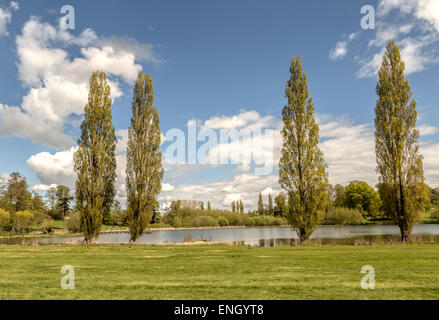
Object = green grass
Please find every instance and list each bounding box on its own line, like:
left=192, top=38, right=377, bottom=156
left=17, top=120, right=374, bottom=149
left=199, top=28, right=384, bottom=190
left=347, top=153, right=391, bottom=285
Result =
left=1, top=243, right=439, bottom=300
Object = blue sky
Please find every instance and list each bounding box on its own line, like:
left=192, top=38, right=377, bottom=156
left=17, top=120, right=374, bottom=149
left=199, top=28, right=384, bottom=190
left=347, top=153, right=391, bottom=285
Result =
left=0, top=0, right=438, bottom=209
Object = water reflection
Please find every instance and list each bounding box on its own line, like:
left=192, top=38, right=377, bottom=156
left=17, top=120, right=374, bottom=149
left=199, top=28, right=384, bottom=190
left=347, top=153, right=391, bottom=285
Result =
left=2, top=224, right=439, bottom=246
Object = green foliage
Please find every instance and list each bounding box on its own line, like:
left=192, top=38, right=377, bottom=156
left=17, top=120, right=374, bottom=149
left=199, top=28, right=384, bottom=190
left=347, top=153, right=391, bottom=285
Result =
left=218, top=216, right=229, bottom=227
left=324, top=207, right=366, bottom=225
left=429, top=187, right=439, bottom=206
left=163, top=205, right=287, bottom=228
left=344, top=181, right=382, bottom=217
left=74, top=71, right=117, bottom=243
left=54, top=185, right=72, bottom=220
left=41, top=219, right=54, bottom=234
left=279, top=56, right=329, bottom=243
left=268, top=194, right=274, bottom=215
left=239, top=199, right=244, bottom=214
left=66, top=212, right=81, bottom=233
left=231, top=201, right=236, bottom=212
left=374, top=41, right=428, bottom=241
left=126, top=72, right=163, bottom=243
left=13, top=210, right=34, bottom=234
left=3, top=173, right=32, bottom=212
left=274, top=193, right=287, bottom=218
left=257, top=193, right=264, bottom=215
left=0, top=208, right=10, bottom=230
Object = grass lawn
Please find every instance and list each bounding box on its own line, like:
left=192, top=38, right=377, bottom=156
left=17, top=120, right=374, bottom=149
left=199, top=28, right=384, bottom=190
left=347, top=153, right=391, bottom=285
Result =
left=1, top=243, right=439, bottom=300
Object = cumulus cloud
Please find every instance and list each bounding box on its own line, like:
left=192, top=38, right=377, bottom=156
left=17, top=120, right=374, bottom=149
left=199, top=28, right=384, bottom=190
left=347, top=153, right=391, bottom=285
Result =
left=0, top=1, right=19, bottom=37
left=0, top=17, right=161, bottom=149
left=356, top=0, right=439, bottom=78
left=329, top=32, right=360, bottom=61
left=27, top=110, right=439, bottom=210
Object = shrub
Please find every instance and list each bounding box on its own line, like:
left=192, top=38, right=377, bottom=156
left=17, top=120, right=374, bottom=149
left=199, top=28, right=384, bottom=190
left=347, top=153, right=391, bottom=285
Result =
left=66, top=212, right=81, bottom=233
left=324, top=207, right=366, bottom=225
left=113, top=211, right=128, bottom=226
left=13, top=210, right=34, bottom=234
left=41, top=219, right=54, bottom=234
left=195, top=216, right=218, bottom=227
left=218, top=216, right=229, bottom=227
left=0, top=209, right=10, bottom=230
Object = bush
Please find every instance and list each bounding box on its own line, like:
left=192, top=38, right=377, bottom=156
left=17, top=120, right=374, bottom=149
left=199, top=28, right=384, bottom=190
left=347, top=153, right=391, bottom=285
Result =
left=324, top=207, right=366, bottom=225
left=66, top=212, right=81, bottom=233
left=0, top=209, right=10, bottom=230
left=113, top=211, right=128, bottom=226
left=195, top=216, right=218, bottom=227
left=41, top=219, right=54, bottom=234
left=218, top=216, right=229, bottom=227
left=13, top=210, right=34, bottom=234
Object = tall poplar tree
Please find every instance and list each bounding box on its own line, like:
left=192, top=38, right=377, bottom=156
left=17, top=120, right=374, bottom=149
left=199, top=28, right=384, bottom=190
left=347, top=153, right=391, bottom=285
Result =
left=268, top=194, right=274, bottom=215
left=279, top=56, right=328, bottom=244
left=126, top=72, right=163, bottom=244
left=74, top=71, right=117, bottom=244
left=239, top=199, right=244, bottom=214
left=231, top=201, right=236, bottom=212
left=257, top=193, right=264, bottom=215
left=375, top=41, right=428, bottom=241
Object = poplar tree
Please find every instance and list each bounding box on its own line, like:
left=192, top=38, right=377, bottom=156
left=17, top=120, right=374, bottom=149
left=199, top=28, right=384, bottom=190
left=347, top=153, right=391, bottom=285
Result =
left=268, top=194, right=274, bottom=215
left=74, top=71, right=117, bottom=244
left=126, top=72, right=164, bottom=244
left=279, top=56, right=328, bottom=244
left=374, top=41, right=428, bottom=242
left=207, top=201, right=211, bottom=211
left=257, top=193, right=264, bottom=215
left=232, top=201, right=236, bottom=212
left=239, top=199, right=244, bottom=214
left=201, top=202, right=205, bottom=211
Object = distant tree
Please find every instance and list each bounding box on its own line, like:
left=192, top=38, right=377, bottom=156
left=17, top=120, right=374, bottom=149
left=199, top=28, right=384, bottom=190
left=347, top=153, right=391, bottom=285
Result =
left=429, top=187, right=439, bottom=206
left=45, top=186, right=57, bottom=218
left=3, top=172, right=32, bottom=212
left=333, top=184, right=346, bottom=208
left=31, top=192, right=46, bottom=213
left=279, top=56, right=329, bottom=244
left=200, top=202, right=205, bottom=211
left=13, top=210, right=34, bottom=234
left=258, top=193, right=264, bottom=215
left=151, top=200, right=161, bottom=224
left=374, top=41, right=428, bottom=241
left=207, top=201, right=212, bottom=211
left=268, top=194, right=274, bottom=215
left=126, top=72, right=163, bottom=243
left=274, top=193, right=287, bottom=218
left=74, top=71, right=117, bottom=244
left=239, top=199, right=244, bottom=214
left=54, top=185, right=73, bottom=220
left=344, top=181, right=381, bottom=217
left=232, top=201, right=236, bottom=212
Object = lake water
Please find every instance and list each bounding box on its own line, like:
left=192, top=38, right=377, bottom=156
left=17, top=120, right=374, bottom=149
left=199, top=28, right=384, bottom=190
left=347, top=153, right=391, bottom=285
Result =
left=2, top=224, right=439, bottom=246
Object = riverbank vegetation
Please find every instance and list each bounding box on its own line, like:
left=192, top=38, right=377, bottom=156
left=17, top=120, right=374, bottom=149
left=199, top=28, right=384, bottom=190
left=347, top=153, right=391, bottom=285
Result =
left=1, top=244, right=439, bottom=299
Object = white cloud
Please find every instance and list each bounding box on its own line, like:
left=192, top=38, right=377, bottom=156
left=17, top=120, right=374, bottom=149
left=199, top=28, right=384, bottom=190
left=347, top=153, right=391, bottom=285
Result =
left=329, top=41, right=348, bottom=61
left=27, top=147, right=76, bottom=189
left=0, top=17, right=161, bottom=149
left=329, top=32, right=360, bottom=61
left=0, top=2, right=19, bottom=37
left=356, top=0, right=439, bottom=78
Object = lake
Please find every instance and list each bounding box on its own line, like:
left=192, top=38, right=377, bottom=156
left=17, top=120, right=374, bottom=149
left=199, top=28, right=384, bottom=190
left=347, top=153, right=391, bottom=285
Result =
left=2, top=224, right=439, bottom=246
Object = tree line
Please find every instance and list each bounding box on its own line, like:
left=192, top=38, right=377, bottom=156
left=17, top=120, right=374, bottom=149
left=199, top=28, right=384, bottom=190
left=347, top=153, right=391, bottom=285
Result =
left=0, top=40, right=434, bottom=244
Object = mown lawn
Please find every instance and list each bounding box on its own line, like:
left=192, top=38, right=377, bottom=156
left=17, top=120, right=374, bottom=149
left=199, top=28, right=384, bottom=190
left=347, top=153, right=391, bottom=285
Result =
left=0, top=243, right=438, bottom=300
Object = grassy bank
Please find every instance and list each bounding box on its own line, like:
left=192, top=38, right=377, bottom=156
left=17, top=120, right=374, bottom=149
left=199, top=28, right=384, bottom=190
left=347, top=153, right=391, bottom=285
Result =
left=1, top=244, right=439, bottom=299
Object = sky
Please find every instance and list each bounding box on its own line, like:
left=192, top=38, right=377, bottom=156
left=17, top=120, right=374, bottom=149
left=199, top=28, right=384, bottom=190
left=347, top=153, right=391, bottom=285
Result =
left=0, top=0, right=438, bottom=210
